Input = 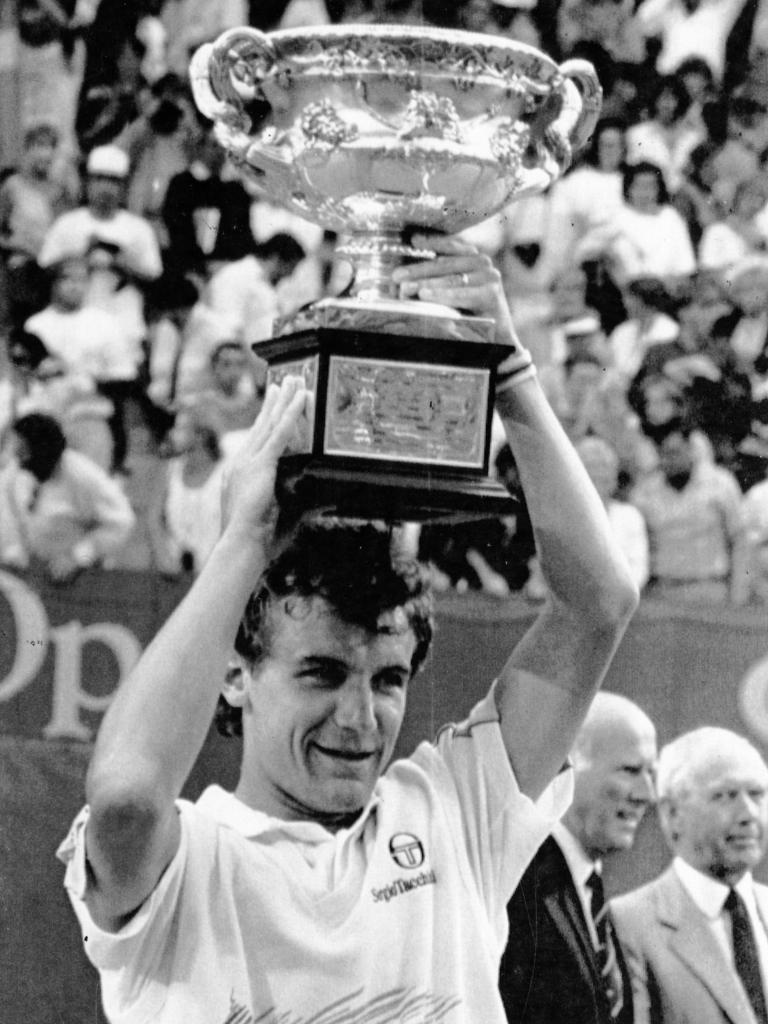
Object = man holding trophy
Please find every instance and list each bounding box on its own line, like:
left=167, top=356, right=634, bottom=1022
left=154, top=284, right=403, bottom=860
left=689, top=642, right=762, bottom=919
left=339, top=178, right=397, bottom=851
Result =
left=57, top=23, right=635, bottom=1024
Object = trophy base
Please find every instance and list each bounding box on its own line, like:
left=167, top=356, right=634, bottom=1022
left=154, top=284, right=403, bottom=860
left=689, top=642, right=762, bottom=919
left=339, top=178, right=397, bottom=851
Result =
left=277, top=455, right=516, bottom=523
left=256, top=322, right=513, bottom=524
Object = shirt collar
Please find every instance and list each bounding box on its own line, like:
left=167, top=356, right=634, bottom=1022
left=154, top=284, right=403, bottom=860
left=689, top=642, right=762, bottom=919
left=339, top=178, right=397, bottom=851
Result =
left=673, top=855, right=755, bottom=917
left=195, top=784, right=380, bottom=843
left=553, top=821, right=601, bottom=887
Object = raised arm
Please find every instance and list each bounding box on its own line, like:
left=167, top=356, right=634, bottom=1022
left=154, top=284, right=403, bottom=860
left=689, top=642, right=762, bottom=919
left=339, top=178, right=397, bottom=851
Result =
left=393, top=235, right=638, bottom=799
left=83, top=377, right=308, bottom=930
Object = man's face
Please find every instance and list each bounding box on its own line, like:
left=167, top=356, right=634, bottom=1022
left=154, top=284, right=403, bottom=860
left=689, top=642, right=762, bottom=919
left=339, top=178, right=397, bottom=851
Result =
left=212, top=347, right=247, bottom=394
left=628, top=171, right=660, bottom=212
left=52, top=261, right=89, bottom=310
left=24, top=137, right=56, bottom=178
left=669, top=748, right=768, bottom=883
left=658, top=431, right=694, bottom=484
left=237, top=596, right=415, bottom=823
left=596, top=128, right=624, bottom=172
left=86, top=174, right=124, bottom=216
left=566, top=715, right=657, bottom=859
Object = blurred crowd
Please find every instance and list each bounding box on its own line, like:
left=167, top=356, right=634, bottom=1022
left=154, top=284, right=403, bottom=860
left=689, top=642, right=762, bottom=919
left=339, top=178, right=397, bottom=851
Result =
left=1, top=0, right=768, bottom=604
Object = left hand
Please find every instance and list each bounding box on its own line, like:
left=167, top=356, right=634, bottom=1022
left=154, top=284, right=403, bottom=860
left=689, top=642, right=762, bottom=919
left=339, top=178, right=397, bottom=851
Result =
left=391, top=233, right=515, bottom=343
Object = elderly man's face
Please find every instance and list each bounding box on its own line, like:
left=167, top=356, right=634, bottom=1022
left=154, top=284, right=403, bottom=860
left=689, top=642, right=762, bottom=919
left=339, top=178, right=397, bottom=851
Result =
left=568, top=713, right=657, bottom=859
left=669, top=748, right=768, bottom=883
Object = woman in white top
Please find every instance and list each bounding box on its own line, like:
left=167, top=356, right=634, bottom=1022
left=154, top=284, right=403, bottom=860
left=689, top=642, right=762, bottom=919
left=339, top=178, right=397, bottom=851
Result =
left=698, top=175, right=768, bottom=274
left=625, top=75, right=704, bottom=193
left=589, top=161, right=697, bottom=294
left=546, top=117, right=628, bottom=278
left=149, top=406, right=225, bottom=576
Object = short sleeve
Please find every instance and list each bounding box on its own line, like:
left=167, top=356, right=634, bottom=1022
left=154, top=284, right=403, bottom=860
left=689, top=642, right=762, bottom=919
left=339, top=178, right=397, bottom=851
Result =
left=57, top=805, right=194, bottom=971
left=424, top=686, right=573, bottom=944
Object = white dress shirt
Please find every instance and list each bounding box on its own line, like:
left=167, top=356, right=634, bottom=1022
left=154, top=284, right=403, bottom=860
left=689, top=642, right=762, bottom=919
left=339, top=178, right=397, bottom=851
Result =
left=673, top=856, right=768, bottom=984
left=553, top=822, right=602, bottom=949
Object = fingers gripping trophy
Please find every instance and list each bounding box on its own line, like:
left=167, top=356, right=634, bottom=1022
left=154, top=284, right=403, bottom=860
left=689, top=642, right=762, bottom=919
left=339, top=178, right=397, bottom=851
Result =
left=190, top=23, right=602, bottom=521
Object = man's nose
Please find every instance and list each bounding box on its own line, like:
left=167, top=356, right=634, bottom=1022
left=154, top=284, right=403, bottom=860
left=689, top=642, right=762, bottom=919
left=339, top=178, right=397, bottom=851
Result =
left=734, top=791, right=762, bottom=822
left=334, top=679, right=376, bottom=732
left=630, top=769, right=655, bottom=803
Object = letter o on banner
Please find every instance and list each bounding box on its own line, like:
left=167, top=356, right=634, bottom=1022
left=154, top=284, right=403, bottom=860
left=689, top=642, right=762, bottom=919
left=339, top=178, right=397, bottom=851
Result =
left=0, top=570, right=49, bottom=701
left=739, top=653, right=768, bottom=744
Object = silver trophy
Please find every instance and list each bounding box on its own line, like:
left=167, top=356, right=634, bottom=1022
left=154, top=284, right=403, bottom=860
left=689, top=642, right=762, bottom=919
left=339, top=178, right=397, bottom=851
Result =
left=190, top=24, right=602, bottom=520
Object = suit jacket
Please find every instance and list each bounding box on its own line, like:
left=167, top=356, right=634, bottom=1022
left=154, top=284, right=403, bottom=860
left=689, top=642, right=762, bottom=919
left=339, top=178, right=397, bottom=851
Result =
left=499, top=835, right=633, bottom=1024
left=611, top=864, right=768, bottom=1024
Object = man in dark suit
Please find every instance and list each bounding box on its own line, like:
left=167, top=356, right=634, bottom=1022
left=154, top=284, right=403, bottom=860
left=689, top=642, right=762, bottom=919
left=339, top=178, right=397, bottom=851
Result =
left=612, top=727, right=768, bottom=1024
left=500, top=691, right=657, bottom=1023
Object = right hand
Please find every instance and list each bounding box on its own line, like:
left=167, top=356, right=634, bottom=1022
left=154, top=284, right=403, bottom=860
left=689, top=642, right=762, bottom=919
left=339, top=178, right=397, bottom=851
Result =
left=220, top=375, right=309, bottom=549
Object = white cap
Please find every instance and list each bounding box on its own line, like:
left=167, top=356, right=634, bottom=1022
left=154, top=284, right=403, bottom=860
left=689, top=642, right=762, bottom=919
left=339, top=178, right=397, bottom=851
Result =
left=86, top=145, right=130, bottom=179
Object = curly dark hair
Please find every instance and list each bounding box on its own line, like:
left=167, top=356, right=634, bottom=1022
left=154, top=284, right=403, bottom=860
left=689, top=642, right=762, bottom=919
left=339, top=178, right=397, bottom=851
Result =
left=215, top=520, right=435, bottom=738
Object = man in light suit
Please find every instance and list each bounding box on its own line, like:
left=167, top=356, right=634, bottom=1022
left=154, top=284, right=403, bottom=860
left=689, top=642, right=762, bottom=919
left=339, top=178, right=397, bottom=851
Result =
left=499, top=691, right=657, bottom=1024
left=612, top=727, right=768, bottom=1024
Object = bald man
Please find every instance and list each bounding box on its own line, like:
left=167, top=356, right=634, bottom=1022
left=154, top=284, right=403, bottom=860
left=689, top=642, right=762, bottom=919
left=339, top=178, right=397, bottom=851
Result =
left=612, top=728, right=768, bottom=1024
left=500, top=692, right=657, bottom=1024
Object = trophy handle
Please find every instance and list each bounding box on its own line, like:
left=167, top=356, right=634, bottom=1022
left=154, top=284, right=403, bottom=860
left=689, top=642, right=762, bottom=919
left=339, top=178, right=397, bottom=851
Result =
left=548, top=59, right=603, bottom=168
left=189, top=28, right=294, bottom=182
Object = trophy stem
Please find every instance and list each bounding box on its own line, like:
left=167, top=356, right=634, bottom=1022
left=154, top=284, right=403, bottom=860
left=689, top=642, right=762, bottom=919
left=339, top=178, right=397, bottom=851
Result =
left=338, top=231, right=435, bottom=303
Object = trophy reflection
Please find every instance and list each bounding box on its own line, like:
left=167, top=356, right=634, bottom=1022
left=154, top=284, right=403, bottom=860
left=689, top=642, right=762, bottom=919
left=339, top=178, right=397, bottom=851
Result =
left=191, top=23, right=602, bottom=520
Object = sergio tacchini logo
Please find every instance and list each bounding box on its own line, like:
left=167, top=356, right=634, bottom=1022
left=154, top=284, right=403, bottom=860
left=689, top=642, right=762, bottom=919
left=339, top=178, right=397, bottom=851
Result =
left=388, top=832, right=425, bottom=869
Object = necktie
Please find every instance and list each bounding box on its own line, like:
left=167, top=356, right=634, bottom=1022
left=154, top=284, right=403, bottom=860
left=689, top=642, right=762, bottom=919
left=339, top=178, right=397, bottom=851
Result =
left=725, top=887, right=768, bottom=1024
left=586, top=869, right=624, bottom=1020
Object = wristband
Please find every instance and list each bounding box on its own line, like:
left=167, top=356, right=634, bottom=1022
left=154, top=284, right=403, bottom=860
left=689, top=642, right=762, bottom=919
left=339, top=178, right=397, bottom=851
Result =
left=495, top=363, right=538, bottom=394
left=495, top=346, right=536, bottom=395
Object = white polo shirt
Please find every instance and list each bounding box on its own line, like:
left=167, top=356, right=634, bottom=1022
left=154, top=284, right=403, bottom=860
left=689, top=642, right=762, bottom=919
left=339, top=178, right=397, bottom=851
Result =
left=58, top=689, right=572, bottom=1024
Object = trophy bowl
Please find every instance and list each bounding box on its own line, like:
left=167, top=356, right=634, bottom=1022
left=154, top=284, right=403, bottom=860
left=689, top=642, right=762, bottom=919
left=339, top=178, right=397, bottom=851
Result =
left=190, top=25, right=602, bottom=521
left=191, top=24, right=601, bottom=301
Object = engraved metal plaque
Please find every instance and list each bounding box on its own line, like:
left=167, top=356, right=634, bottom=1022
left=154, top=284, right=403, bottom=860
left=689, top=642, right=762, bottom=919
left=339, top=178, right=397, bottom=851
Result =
left=324, top=356, right=489, bottom=467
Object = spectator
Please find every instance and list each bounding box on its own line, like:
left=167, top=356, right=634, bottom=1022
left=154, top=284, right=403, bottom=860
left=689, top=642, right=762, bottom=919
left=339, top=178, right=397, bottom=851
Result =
left=500, top=691, right=657, bottom=1024
left=113, top=73, right=199, bottom=239
left=544, top=117, right=628, bottom=287
left=17, top=0, right=101, bottom=163
left=717, top=256, right=768, bottom=373
left=732, top=471, right=768, bottom=605
left=25, top=256, right=142, bottom=473
left=160, top=0, right=249, bottom=79
left=38, top=144, right=163, bottom=287
left=148, top=406, right=225, bottom=577
left=613, top=727, right=768, bottom=1024
left=0, top=412, right=134, bottom=581
left=635, top=0, right=751, bottom=85
left=699, top=176, right=768, bottom=275
left=625, top=74, right=705, bottom=192
left=162, top=124, right=255, bottom=276
left=583, top=161, right=696, bottom=296
left=608, top=276, right=680, bottom=385
left=0, top=328, right=113, bottom=471
left=0, top=123, right=78, bottom=263
left=673, top=140, right=726, bottom=251
left=631, top=418, right=744, bottom=603
left=576, top=436, right=650, bottom=591
left=556, top=0, right=646, bottom=64
left=144, top=272, right=236, bottom=414
left=189, top=340, right=264, bottom=445
left=205, top=233, right=311, bottom=346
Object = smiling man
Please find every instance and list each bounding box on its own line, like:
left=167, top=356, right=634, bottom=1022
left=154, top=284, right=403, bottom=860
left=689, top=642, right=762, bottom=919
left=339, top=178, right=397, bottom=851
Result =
left=56, top=238, right=637, bottom=1024
left=612, top=727, right=768, bottom=1024
left=500, top=691, right=657, bottom=1024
